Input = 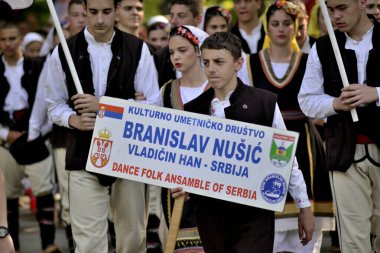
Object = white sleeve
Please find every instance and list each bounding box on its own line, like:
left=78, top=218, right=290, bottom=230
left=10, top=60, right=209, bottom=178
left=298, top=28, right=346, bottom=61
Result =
left=237, top=52, right=252, bottom=86
left=298, top=44, right=337, bottom=119
left=28, top=58, right=52, bottom=141
left=45, top=47, right=76, bottom=128
left=133, top=43, right=160, bottom=106
left=272, top=103, right=311, bottom=208
left=0, top=125, right=9, bottom=141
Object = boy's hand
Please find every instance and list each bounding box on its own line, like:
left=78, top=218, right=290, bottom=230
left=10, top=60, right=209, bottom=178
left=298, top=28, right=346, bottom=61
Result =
left=6, top=130, right=23, bottom=144
left=71, top=94, right=99, bottom=114
left=338, top=84, right=378, bottom=109
left=69, top=113, right=97, bottom=131
left=298, top=207, right=315, bottom=246
left=135, top=92, right=146, bottom=101
left=171, top=187, right=189, bottom=199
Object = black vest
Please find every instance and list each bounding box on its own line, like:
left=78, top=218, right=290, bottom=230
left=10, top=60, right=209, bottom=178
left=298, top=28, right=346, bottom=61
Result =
left=184, top=79, right=276, bottom=127
left=230, top=24, right=265, bottom=54
left=58, top=28, right=143, bottom=174
left=0, top=56, right=45, bottom=131
left=316, top=22, right=380, bottom=171
left=153, top=46, right=176, bottom=88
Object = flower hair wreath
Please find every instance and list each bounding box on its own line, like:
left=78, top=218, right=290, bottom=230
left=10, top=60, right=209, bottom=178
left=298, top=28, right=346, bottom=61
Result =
left=275, top=0, right=301, bottom=16
left=177, top=26, right=200, bottom=45
left=217, top=6, right=232, bottom=24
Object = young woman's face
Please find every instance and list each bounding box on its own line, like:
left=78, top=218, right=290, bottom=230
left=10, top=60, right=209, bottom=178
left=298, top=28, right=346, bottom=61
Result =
left=169, top=35, right=199, bottom=73
left=205, top=16, right=228, bottom=35
left=148, top=29, right=169, bottom=49
left=267, top=9, right=295, bottom=47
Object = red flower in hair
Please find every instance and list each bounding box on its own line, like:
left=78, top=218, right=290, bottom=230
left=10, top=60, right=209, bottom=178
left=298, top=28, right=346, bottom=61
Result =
left=177, top=26, right=199, bottom=45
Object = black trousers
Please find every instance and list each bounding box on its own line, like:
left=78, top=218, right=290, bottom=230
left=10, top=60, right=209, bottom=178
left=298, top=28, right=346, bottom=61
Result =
left=194, top=196, right=274, bottom=253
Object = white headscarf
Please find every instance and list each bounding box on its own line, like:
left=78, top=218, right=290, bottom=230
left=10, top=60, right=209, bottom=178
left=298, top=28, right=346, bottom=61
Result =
left=174, top=25, right=209, bottom=50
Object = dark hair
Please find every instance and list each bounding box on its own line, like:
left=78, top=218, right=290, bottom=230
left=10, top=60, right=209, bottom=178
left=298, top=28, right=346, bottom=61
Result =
left=203, top=6, right=231, bottom=31
left=68, top=0, right=84, bottom=11
left=169, top=0, right=202, bottom=19
left=0, top=22, right=20, bottom=33
left=266, top=2, right=297, bottom=24
left=147, top=22, right=169, bottom=34
left=83, top=0, right=118, bottom=8
left=200, top=32, right=241, bottom=60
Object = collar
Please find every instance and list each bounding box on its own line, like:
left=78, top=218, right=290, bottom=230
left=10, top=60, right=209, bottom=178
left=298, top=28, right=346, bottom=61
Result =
left=344, top=24, right=374, bottom=43
left=2, top=55, right=24, bottom=68
left=84, top=27, right=115, bottom=45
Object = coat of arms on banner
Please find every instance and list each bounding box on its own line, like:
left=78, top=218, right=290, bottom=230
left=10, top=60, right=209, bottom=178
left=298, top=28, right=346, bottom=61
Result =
left=270, top=133, right=295, bottom=167
left=90, top=128, right=113, bottom=168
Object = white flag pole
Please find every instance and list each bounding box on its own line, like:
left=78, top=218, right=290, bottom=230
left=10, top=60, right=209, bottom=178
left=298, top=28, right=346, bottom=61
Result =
left=45, top=0, right=84, bottom=94
left=318, top=0, right=358, bottom=122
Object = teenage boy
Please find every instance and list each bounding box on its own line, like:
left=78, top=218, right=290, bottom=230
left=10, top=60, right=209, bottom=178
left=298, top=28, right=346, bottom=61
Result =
left=172, top=32, right=314, bottom=253
left=45, top=0, right=159, bottom=252
left=298, top=0, right=380, bottom=251
left=116, top=0, right=145, bottom=38
left=153, top=0, right=203, bottom=87
left=0, top=22, right=59, bottom=253
left=230, top=0, right=265, bottom=54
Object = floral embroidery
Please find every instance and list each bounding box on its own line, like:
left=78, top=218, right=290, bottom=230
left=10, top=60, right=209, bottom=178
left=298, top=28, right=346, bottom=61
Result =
left=275, top=0, right=301, bottom=16
left=217, top=6, right=232, bottom=24
left=177, top=26, right=200, bottom=45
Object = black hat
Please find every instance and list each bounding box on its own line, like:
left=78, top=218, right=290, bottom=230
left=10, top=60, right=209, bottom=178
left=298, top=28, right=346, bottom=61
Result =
left=9, top=133, right=50, bottom=165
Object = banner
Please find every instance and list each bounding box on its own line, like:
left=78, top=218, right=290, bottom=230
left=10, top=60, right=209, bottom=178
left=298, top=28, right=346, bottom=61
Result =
left=86, top=96, right=299, bottom=212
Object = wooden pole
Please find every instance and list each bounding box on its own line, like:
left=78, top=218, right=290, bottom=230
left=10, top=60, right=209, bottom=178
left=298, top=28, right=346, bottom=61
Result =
left=318, top=0, right=358, bottom=122
left=164, top=195, right=186, bottom=253
left=45, top=0, right=84, bottom=94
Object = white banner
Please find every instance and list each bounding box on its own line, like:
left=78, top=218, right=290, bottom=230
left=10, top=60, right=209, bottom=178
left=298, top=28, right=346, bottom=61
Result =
left=86, top=96, right=299, bottom=212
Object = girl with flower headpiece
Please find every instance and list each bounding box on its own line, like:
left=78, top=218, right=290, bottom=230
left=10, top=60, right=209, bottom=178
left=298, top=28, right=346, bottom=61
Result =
left=158, top=25, right=209, bottom=253
left=245, top=1, right=334, bottom=252
left=201, top=6, right=231, bottom=35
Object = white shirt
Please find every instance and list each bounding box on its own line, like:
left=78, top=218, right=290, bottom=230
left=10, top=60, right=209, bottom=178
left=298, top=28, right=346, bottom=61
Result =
left=239, top=22, right=263, bottom=54
left=211, top=92, right=311, bottom=209
left=28, top=56, right=52, bottom=141
left=0, top=56, right=28, bottom=141
left=298, top=26, right=380, bottom=119
left=45, top=27, right=160, bottom=128
left=300, top=36, right=311, bottom=54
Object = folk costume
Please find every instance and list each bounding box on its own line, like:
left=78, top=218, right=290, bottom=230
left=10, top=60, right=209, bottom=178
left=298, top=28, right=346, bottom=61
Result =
left=298, top=20, right=380, bottom=253
left=184, top=79, right=310, bottom=253
left=46, top=27, right=160, bottom=253
left=0, top=55, right=58, bottom=252
left=247, top=49, right=334, bottom=253
left=159, top=25, right=209, bottom=253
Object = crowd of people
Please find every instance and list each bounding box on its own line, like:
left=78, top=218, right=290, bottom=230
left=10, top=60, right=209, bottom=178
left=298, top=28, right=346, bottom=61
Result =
left=0, top=0, right=379, bottom=252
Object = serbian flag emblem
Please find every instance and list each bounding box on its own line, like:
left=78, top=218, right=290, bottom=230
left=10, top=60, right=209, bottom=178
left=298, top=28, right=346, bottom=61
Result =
left=98, top=103, right=124, bottom=120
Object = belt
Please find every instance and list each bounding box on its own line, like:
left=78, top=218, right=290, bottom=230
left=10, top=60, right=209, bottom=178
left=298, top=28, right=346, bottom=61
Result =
left=356, top=134, right=374, bottom=144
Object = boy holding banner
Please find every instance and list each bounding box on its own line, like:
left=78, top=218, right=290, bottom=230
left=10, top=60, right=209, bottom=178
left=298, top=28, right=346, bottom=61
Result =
left=298, top=0, right=380, bottom=251
left=172, top=32, right=314, bottom=253
left=45, top=0, right=159, bottom=252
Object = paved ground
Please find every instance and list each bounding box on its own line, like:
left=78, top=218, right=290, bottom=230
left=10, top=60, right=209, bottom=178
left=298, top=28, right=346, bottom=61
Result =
left=17, top=197, right=339, bottom=253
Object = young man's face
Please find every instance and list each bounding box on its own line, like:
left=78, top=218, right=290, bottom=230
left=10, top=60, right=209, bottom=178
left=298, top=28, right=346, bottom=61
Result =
left=201, top=48, right=243, bottom=92
left=85, top=0, right=116, bottom=42
left=366, top=0, right=380, bottom=21
left=116, top=0, right=144, bottom=31
left=233, top=0, right=261, bottom=23
left=0, top=27, right=22, bottom=58
left=170, top=4, right=199, bottom=27
left=327, top=0, right=366, bottom=33
left=296, top=16, right=308, bottom=47
left=67, top=3, right=87, bottom=35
